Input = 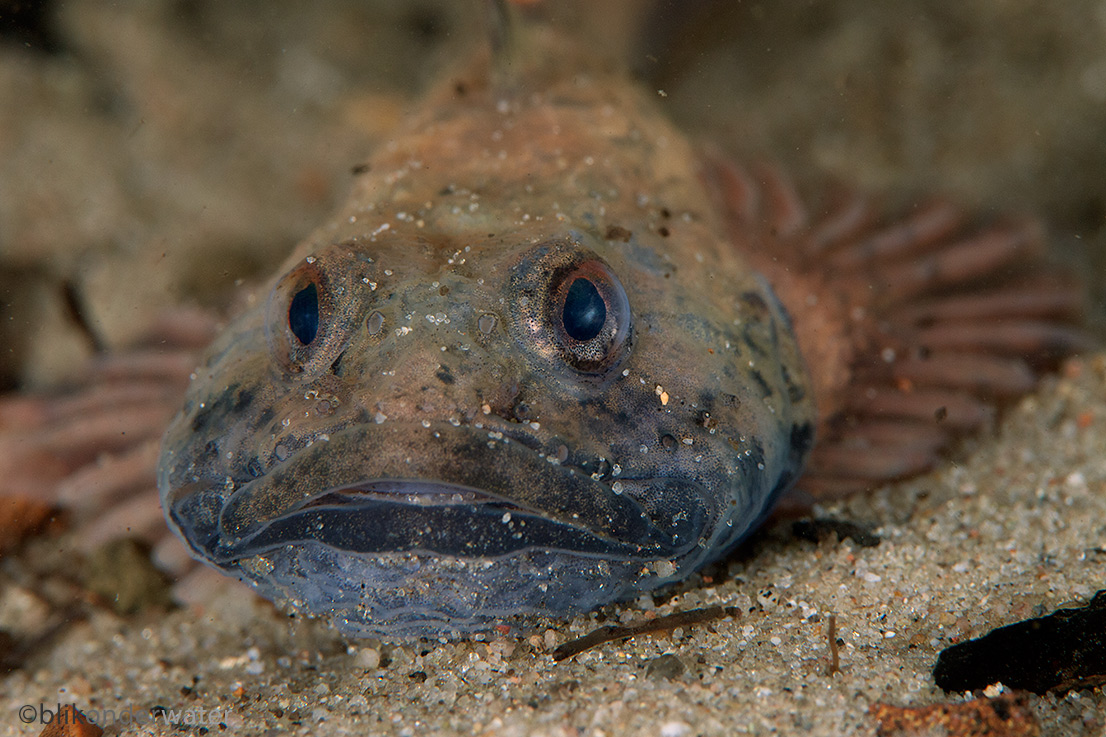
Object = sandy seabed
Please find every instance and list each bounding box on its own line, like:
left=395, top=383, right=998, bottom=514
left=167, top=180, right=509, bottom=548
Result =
left=1, top=1, right=1104, bottom=734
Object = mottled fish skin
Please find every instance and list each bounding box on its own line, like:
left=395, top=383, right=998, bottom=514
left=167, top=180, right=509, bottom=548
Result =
left=158, top=25, right=816, bottom=636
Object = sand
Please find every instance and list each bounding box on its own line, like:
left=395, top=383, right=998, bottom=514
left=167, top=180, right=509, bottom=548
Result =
left=1, top=1, right=1104, bottom=735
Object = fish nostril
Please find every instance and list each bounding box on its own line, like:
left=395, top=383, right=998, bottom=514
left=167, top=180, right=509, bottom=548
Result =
left=366, top=310, right=385, bottom=335
left=478, top=313, right=498, bottom=334
left=246, top=458, right=265, bottom=478
left=436, top=366, right=456, bottom=385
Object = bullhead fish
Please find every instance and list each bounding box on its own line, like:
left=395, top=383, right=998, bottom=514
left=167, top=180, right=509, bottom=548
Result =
left=157, top=3, right=1084, bottom=637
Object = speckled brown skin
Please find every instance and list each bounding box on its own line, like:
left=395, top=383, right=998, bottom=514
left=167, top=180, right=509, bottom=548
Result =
left=156, top=29, right=818, bottom=636
left=153, top=17, right=1088, bottom=635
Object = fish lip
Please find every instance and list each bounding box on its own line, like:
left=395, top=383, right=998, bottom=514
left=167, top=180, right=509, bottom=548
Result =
left=300, top=479, right=524, bottom=509
left=168, top=421, right=706, bottom=566
left=217, top=478, right=653, bottom=565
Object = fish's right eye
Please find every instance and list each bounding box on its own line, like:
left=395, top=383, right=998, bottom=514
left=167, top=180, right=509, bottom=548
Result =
left=266, top=245, right=377, bottom=378
left=288, top=283, right=320, bottom=345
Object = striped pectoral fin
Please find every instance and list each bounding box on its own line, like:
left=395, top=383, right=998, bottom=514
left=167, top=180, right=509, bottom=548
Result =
left=703, top=154, right=1088, bottom=499
left=0, top=307, right=216, bottom=557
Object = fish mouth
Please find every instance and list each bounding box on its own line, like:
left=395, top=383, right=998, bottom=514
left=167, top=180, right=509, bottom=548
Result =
left=166, top=422, right=709, bottom=567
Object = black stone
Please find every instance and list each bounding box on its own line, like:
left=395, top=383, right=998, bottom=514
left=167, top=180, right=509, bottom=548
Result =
left=791, top=518, right=880, bottom=548
left=933, top=590, right=1106, bottom=694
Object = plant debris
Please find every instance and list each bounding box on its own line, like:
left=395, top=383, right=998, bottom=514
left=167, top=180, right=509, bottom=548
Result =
left=827, top=614, right=840, bottom=676
left=552, top=605, right=737, bottom=662
left=869, top=693, right=1039, bottom=737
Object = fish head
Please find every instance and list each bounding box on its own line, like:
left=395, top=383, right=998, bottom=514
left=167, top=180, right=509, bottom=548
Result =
left=158, top=36, right=815, bottom=636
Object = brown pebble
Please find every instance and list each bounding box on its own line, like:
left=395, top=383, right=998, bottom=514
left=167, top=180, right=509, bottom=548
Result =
left=644, top=653, right=686, bottom=680
left=38, top=704, right=103, bottom=737
left=0, top=495, right=59, bottom=552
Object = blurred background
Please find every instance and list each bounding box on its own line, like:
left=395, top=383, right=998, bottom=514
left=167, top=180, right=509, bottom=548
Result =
left=0, top=0, right=1103, bottom=390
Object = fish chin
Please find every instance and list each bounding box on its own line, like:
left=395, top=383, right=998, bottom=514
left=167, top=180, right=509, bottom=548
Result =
left=239, top=541, right=678, bottom=638
left=218, top=483, right=691, bottom=638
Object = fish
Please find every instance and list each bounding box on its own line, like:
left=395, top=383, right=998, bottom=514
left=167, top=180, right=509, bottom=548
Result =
left=155, top=2, right=1086, bottom=637
left=158, top=8, right=814, bottom=637
left=2, top=2, right=1085, bottom=639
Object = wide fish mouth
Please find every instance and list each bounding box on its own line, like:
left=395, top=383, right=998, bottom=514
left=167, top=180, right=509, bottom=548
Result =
left=165, top=421, right=709, bottom=567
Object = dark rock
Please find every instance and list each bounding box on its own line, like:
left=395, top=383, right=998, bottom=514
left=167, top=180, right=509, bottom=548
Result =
left=792, top=518, right=881, bottom=548
left=934, top=590, right=1106, bottom=694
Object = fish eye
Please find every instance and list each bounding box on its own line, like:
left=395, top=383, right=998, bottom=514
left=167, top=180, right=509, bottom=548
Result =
left=549, top=259, right=630, bottom=373
left=266, top=244, right=378, bottom=377
left=267, top=260, right=333, bottom=376
left=562, top=278, right=606, bottom=341
left=510, top=241, right=633, bottom=376
left=288, top=283, right=320, bottom=345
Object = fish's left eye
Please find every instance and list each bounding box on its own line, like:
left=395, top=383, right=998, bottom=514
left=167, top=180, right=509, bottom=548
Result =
left=550, top=260, right=630, bottom=373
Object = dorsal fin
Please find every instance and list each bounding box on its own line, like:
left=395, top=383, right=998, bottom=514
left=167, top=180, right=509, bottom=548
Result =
left=482, top=0, right=646, bottom=97
left=484, top=0, right=552, bottom=94
left=484, top=0, right=517, bottom=79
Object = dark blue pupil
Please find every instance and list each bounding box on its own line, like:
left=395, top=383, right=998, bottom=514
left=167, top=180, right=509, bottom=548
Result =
left=563, top=278, right=606, bottom=341
left=288, top=283, right=319, bottom=345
